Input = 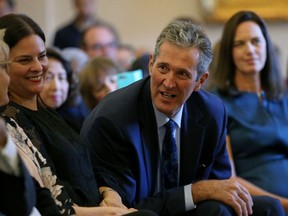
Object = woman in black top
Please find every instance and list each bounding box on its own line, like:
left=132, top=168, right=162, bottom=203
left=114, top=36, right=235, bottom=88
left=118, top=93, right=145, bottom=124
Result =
left=0, top=13, right=157, bottom=216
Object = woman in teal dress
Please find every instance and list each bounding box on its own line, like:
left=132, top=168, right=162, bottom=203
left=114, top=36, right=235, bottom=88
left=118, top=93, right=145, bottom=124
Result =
left=206, top=11, right=288, bottom=212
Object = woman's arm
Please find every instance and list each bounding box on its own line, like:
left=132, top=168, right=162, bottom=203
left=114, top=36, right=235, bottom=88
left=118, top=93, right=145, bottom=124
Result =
left=73, top=205, right=137, bottom=216
left=226, top=136, right=288, bottom=211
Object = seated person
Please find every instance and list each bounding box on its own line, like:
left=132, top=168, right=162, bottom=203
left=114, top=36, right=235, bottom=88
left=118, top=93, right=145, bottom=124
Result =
left=40, top=47, right=70, bottom=110
left=80, top=20, right=120, bottom=62
left=0, top=13, right=157, bottom=216
left=61, top=47, right=89, bottom=81
left=129, top=53, right=150, bottom=78
left=53, top=0, right=96, bottom=49
left=79, top=56, right=119, bottom=110
left=80, top=19, right=285, bottom=216
left=205, top=11, right=288, bottom=213
left=117, top=43, right=136, bottom=71
left=0, top=36, right=38, bottom=216
left=40, top=47, right=90, bottom=133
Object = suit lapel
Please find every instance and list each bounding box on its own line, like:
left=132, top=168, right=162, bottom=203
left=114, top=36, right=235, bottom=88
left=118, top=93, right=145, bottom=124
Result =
left=180, top=95, right=206, bottom=185
left=139, top=79, right=159, bottom=195
left=138, top=79, right=207, bottom=189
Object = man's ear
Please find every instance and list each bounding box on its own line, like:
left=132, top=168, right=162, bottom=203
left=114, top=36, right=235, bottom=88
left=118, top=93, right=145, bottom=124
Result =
left=194, top=72, right=209, bottom=91
left=148, top=54, right=154, bottom=76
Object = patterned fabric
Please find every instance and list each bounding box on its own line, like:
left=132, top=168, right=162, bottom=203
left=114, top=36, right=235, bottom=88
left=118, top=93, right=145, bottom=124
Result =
left=0, top=101, right=100, bottom=215
left=4, top=116, right=75, bottom=215
left=161, top=119, right=178, bottom=190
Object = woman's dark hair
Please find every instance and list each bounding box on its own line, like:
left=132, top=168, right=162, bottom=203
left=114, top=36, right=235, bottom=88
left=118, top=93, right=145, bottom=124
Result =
left=0, top=14, right=48, bottom=106
left=46, top=47, right=75, bottom=100
left=0, top=13, right=45, bottom=49
left=207, top=11, right=285, bottom=100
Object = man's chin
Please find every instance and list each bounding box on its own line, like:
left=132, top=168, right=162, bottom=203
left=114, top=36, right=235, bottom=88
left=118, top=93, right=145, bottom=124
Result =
left=155, top=105, right=174, bottom=118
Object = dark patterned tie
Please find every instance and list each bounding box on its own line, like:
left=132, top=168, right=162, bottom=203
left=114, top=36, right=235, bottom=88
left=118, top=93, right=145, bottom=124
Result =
left=161, top=119, right=178, bottom=190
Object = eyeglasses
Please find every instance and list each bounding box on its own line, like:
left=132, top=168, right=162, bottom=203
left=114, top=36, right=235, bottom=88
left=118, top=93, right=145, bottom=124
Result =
left=0, top=60, right=11, bottom=71
left=87, top=41, right=118, bottom=51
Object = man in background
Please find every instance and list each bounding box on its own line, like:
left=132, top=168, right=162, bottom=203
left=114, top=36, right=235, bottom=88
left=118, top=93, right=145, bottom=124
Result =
left=81, top=20, right=285, bottom=215
left=80, top=20, right=120, bottom=62
left=0, top=0, right=15, bottom=16
left=53, top=0, right=97, bottom=49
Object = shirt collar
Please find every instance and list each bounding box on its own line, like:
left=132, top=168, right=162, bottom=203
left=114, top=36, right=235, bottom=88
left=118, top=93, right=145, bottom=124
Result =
left=153, top=104, right=183, bottom=128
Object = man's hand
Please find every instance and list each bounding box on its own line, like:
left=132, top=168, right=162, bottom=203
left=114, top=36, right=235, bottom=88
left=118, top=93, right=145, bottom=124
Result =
left=99, top=187, right=129, bottom=209
left=192, top=178, right=253, bottom=216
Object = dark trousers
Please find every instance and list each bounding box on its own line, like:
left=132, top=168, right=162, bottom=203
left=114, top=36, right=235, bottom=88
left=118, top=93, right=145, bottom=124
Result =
left=182, top=196, right=284, bottom=216
left=125, top=210, right=158, bottom=216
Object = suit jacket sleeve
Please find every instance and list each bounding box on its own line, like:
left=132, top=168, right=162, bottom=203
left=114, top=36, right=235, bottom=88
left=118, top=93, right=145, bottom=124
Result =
left=0, top=158, right=36, bottom=216
left=80, top=79, right=230, bottom=216
left=82, top=115, right=187, bottom=216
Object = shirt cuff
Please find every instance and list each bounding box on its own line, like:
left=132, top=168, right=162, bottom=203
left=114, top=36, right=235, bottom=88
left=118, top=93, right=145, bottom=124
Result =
left=184, top=184, right=196, bottom=211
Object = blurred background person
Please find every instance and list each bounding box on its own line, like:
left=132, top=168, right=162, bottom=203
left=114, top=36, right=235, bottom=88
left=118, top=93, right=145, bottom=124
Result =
left=53, top=0, right=97, bottom=49
left=0, top=0, right=14, bottom=17
left=62, top=46, right=89, bottom=83
left=206, top=10, right=288, bottom=212
left=79, top=56, right=119, bottom=110
left=40, top=48, right=70, bottom=109
left=41, top=47, right=90, bottom=133
left=129, top=53, right=150, bottom=78
left=80, top=20, right=120, bottom=62
left=116, top=43, right=136, bottom=71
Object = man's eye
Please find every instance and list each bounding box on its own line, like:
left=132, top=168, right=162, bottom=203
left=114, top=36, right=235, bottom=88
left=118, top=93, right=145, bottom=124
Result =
left=158, top=65, right=168, bottom=73
left=177, top=71, right=190, bottom=80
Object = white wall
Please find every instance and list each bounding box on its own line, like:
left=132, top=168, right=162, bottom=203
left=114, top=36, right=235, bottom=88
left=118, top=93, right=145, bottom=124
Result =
left=14, top=0, right=288, bottom=77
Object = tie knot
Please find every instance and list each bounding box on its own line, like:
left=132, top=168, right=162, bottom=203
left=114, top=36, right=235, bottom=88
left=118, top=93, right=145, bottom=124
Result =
left=165, top=119, right=175, bottom=131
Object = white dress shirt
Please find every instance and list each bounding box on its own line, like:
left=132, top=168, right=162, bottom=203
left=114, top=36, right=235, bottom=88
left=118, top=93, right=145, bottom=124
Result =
left=153, top=105, right=196, bottom=211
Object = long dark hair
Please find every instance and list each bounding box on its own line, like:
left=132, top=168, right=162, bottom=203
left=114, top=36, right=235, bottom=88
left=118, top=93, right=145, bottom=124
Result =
left=46, top=48, right=73, bottom=91
left=0, top=14, right=48, bottom=106
left=207, top=11, right=285, bottom=100
left=45, top=48, right=77, bottom=109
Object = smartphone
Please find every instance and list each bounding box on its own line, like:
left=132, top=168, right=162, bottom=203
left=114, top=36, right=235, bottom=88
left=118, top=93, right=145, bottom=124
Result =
left=117, top=69, right=143, bottom=89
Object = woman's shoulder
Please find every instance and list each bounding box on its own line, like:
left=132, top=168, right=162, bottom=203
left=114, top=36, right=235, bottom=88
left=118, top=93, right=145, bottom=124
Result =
left=0, top=103, right=26, bottom=125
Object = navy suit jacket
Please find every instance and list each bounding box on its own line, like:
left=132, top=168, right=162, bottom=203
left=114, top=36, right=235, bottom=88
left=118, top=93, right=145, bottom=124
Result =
left=0, top=157, right=36, bottom=216
left=81, top=77, right=231, bottom=215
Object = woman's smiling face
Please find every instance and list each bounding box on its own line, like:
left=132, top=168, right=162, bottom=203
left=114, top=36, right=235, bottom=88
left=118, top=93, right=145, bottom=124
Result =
left=8, top=34, right=48, bottom=101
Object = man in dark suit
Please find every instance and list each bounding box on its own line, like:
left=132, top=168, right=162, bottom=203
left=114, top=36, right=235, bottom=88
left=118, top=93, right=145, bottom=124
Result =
left=81, top=20, right=284, bottom=216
